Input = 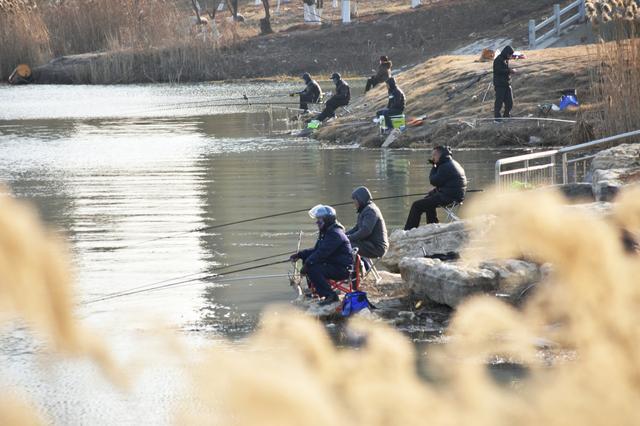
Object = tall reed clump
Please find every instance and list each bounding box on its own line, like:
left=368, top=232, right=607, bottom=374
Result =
left=0, top=0, right=51, bottom=80
left=586, top=0, right=640, bottom=136
left=178, top=186, right=640, bottom=426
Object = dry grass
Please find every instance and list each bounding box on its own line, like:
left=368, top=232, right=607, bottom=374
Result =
left=586, top=0, right=640, bottom=136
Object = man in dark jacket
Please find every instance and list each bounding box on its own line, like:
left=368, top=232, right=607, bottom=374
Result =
left=493, top=45, right=516, bottom=121
left=315, top=72, right=350, bottom=122
left=404, top=146, right=467, bottom=230
left=292, top=72, right=322, bottom=112
left=347, top=186, right=389, bottom=259
left=375, top=77, right=405, bottom=131
left=290, top=204, right=353, bottom=305
left=365, top=56, right=392, bottom=92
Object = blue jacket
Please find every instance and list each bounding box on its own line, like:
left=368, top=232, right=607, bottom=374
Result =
left=299, top=223, right=353, bottom=269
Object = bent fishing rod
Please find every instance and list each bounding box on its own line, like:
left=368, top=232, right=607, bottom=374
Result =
left=116, top=190, right=484, bottom=250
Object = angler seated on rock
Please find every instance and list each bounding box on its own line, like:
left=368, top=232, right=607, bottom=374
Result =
left=347, top=186, right=389, bottom=264
left=404, top=146, right=467, bottom=230
left=315, top=72, right=350, bottom=122
left=290, top=72, right=322, bottom=113
left=375, top=77, right=405, bottom=133
left=290, top=205, right=353, bottom=306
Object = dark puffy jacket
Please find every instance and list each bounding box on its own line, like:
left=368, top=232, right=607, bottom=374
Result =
left=301, top=78, right=322, bottom=102
left=493, top=45, right=514, bottom=88
left=386, top=78, right=405, bottom=111
left=298, top=223, right=353, bottom=269
left=373, top=61, right=392, bottom=85
left=429, top=155, right=467, bottom=202
left=347, top=186, right=389, bottom=256
left=331, top=79, right=351, bottom=105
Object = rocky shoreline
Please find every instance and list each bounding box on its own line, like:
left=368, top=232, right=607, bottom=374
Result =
left=297, top=143, right=640, bottom=333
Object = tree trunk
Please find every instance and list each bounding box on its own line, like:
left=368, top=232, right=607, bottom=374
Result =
left=260, top=0, right=273, bottom=34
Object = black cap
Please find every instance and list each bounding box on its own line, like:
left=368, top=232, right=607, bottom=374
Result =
left=330, top=72, right=341, bottom=80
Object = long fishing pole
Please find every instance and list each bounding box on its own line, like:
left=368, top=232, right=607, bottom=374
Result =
left=84, top=259, right=291, bottom=304
left=116, top=191, right=483, bottom=250
left=84, top=250, right=297, bottom=303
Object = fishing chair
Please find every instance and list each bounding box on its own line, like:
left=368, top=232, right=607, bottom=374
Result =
left=327, top=249, right=362, bottom=294
left=442, top=201, right=462, bottom=222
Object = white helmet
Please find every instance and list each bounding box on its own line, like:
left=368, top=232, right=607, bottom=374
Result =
left=308, top=204, right=336, bottom=219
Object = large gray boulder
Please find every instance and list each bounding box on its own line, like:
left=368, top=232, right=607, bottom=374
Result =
left=590, top=143, right=640, bottom=201
left=381, top=217, right=494, bottom=273
left=399, top=257, right=545, bottom=308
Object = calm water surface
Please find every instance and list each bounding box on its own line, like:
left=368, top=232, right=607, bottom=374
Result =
left=0, top=82, right=514, bottom=423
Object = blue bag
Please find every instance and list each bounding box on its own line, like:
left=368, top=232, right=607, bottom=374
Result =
left=341, top=291, right=375, bottom=317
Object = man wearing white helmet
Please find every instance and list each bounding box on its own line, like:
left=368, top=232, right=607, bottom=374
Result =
left=290, top=204, right=353, bottom=306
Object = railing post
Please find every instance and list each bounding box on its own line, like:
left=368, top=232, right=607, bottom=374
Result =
left=529, top=19, right=536, bottom=49
left=342, top=0, right=351, bottom=23
left=524, top=160, right=530, bottom=185
left=578, top=0, right=586, bottom=22
left=495, top=161, right=501, bottom=187
left=554, top=4, right=561, bottom=36
left=562, top=153, right=568, bottom=184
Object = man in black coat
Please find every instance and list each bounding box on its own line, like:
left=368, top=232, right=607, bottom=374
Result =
left=375, top=77, right=405, bottom=131
left=493, top=45, right=517, bottom=121
left=290, top=205, right=353, bottom=305
left=316, top=72, right=350, bottom=122
left=404, top=146, right=467, bottom=230
left=292, top=72, right=322, bottom=112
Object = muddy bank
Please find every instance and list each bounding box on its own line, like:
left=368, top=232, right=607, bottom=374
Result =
left=25, top=0, right=562, bottom=84
left=314, top=45, right=597, bottom=149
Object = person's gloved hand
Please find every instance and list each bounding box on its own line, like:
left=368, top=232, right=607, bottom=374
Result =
left=289, top=93, right=297, bottom=97
left=289, top=253, right=299, bottom=262
left=299, top=263, right=307, bottom=275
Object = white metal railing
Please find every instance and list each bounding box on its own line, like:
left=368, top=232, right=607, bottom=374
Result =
left=529, top=0, right=586, bottom=49
left=495, top=129, right=640, bottom=189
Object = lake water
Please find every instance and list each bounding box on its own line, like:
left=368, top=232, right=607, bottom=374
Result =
left=0, top=82, right=515, bottom=423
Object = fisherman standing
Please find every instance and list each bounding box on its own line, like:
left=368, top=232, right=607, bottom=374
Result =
left=493, top=45, right=517, bottom=122
left=404, top=146, right=467, bottom=230
left=347, top=186, right=389, bottom=260
left=365, top=56, right=392, bottom=93
left=291, top=72, right=322, bottom=113
left=375, top=77, right=405, bottom=132
left=315, top=73, right=350, bottom=122
left=290, top=205, right=353, bottom=306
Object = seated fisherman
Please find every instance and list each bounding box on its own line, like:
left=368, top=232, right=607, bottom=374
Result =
left=375, top=77, right=405, bottom=132
left=291, top=72, right=322, bottom=112
left=365, top=56, right=392, bottom=93
left=346, top=186, right=389, bottom=260
left=315, top=73, right=350, bottom=122
left=290, top=204, right=353, bottom=306
left=404, top=146, right=467, bottom=230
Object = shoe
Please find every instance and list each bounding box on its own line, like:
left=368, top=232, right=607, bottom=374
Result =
left=318, top=293, right=339, bottom=306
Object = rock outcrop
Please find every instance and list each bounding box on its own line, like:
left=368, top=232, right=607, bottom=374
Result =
left=399, top=257, right=545, bottom=308
left=590, top=143, right=640, bottom=201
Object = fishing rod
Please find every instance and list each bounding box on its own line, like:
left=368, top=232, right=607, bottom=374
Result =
left=116, top=190, right=484, bottom=250
left=84, top=259, right=291, bottom=304
left=82, top=250, right=297, bottom=304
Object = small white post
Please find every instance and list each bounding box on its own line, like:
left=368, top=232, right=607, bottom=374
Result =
left=217, top=1, right=225, bottom=11
left=411, top=0, right=421, bottom=8
left=276, top=0, right=280, bottom=13
left=255, top=0, right=261, bottom=5
left=342, top=0, right=350, bottom=23
left=529, top=19, right=536, bottom=49
left=333, top=0, right=338, bottom=7
left=554, top=4, right=561, bottom=36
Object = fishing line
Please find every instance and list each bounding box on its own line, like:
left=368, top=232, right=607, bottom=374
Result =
left=115, top=191, right=474, bottom=250
left=84, top=259, right=291, bottom=304
left=83, top=250, right=296, bottom=303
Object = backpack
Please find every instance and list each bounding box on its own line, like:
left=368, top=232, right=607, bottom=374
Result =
left=341, top=291, right=375, bottom=317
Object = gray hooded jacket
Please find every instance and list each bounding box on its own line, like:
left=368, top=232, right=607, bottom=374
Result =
left=346, top=187, right=389, bottom=257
